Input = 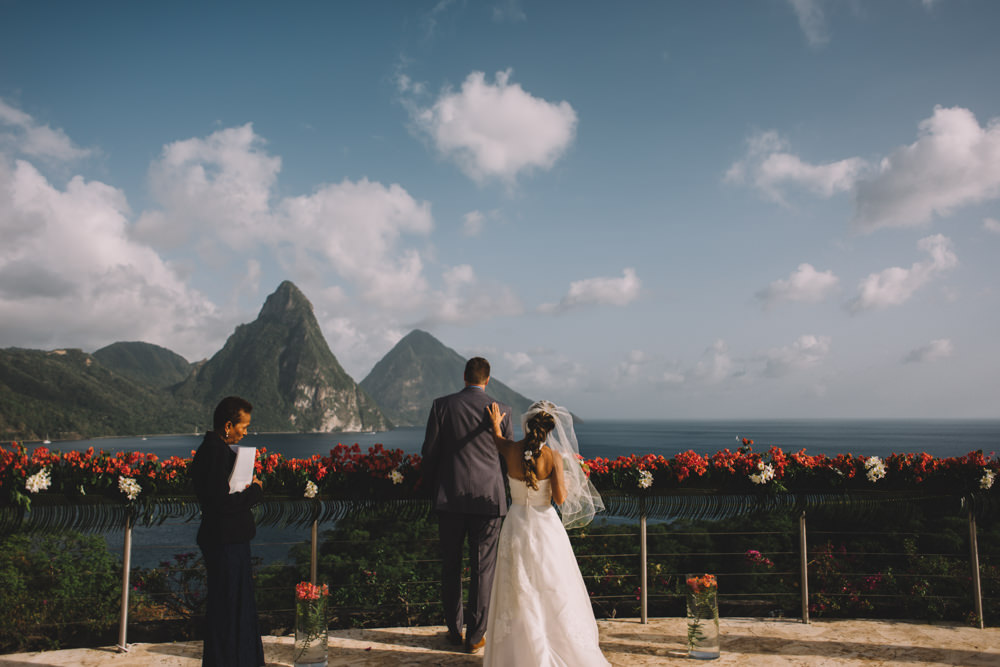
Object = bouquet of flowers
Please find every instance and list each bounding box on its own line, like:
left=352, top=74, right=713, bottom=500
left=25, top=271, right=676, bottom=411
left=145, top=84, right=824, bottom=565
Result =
left=294, top=581, right=329, bottom=664
left=686, top=573, right=719, bottom=655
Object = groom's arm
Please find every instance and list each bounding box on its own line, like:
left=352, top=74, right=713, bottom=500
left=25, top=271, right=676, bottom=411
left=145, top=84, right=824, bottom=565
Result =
left=420, top=400, right=442, bottom=496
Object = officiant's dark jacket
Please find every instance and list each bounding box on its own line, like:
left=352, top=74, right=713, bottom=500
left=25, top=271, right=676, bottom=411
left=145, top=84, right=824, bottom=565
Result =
left=191, top=431, right=263, bottom=545
left=421, top=386, right=513, bottom=516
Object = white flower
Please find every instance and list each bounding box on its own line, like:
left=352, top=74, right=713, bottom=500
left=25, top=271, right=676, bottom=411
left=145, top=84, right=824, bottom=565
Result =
left=638, top=469, right=653, bottom=489
left=25, top=469, right=51, bottom=494
left=118, top=476, right=141, bottom=501
left=304, top=480, right=318, bottom=498
left=864, top=456, right=886, bottom=483
left=982, top=470, right=996, bottom=490
left=749, top=463, right=775, bottom=485
left=524, top=449, right=534, bottom=461
left=78, top=484, right=86, bottom=496
left=389, top=470, right=404, bottom=485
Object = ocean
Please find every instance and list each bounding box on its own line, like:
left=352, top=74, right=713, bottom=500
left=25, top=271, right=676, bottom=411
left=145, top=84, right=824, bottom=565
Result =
left=15, top=419, right=999, bottom=568
left=32, top=418, right=1000, bottom=461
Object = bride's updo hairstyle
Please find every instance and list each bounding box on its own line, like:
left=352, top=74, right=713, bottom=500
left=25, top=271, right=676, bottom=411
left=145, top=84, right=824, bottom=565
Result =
left=522, top=409, right=556, bottom=490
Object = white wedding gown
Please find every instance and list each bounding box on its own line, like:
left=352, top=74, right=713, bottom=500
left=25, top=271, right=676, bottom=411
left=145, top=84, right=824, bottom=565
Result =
left=484, top=474, right=610, bottom=667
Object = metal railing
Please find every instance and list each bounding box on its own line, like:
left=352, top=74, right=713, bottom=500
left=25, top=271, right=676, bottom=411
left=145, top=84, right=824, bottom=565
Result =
left=2, top=495, right=993, bottom=652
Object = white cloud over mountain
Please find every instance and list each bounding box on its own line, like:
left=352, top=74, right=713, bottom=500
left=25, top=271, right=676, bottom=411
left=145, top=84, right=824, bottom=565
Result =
left=0, top=155, right=219, bottom=359
left=538, top=268, right=641, bottom=313
left=407, top=69, right=577, bottom=184
left=849, top=234, right=958, bottom=313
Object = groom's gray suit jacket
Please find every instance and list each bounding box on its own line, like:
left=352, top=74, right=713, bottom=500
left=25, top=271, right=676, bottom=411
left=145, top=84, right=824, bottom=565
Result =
left=421, top=385, right=513, bottom=516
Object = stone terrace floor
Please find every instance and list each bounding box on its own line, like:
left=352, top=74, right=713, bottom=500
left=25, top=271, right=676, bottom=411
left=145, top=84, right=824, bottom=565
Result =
left=1, top=618, right=998, bottom=666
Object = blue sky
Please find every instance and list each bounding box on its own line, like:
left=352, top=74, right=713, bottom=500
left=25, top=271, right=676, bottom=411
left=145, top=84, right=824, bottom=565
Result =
left=1, top=1, right=998, bottom=419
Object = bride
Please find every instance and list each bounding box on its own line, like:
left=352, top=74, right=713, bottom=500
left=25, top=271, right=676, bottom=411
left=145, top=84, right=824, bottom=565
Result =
left=484, top=400, right=609, bottom=667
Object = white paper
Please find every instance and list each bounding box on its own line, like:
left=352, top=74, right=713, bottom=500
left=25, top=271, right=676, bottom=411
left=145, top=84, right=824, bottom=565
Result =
left=228, top=446, right=257, bottom=494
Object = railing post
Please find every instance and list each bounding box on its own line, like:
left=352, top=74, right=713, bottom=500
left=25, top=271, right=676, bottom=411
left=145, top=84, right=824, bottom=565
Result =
left=310, top=518, right=319, bottom=585
left=969, top=509, right=984, bottom=629
left=639, top=496, right=648, bottom=624
left=116, top=512, right=133, bottom=652
left=799, top=510, right=809, bottom=624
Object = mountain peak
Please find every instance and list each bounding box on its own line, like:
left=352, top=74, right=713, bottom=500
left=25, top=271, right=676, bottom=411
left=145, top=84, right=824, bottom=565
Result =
left=258, top=281, right=312, bottom=321
left=360, top=328, right=534, bottom=427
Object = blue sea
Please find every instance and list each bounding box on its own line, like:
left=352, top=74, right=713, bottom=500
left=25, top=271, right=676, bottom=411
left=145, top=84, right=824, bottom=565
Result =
left=31, top=418, right=1000, bottom=461
left=15, top=419, right=999, bottom=568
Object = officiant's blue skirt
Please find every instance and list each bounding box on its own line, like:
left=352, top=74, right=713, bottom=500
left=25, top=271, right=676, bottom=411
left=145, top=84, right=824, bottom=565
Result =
left=200, top=542, right=266, bottom=667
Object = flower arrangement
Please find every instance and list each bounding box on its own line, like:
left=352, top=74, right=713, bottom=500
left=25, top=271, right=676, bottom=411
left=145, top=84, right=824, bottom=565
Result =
left=1, top=439, right=997, bottom=510
left=685, top=573, right=719, bottom=656
left=294, top=581, right=329, bottom=664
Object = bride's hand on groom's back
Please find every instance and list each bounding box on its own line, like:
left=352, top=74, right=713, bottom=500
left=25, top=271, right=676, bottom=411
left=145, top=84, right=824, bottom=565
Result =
left=487, top=403, right=507, bottom=431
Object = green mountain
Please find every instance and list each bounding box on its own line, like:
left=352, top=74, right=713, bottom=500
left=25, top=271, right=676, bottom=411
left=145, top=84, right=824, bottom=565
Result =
left=174, top=281, right=390, bottom=433
left=0, top=347, right=201, bottom=441
left=93, top=341, right=192, bottom=388
left=359, top=329, right=535, bottom=428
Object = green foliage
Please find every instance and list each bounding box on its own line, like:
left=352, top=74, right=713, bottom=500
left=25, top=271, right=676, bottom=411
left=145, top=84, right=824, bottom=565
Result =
left=132, top=551, right=207, bottom=621
left=0, top=531, right=121, bottom=652
left=0, top=347, right=203, bottom=440
left=93, top=341, right=192, bottom=389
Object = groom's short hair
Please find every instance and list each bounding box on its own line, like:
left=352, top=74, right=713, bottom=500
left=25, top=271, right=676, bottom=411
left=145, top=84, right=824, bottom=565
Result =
left=464, top=357, right=490, bottom=385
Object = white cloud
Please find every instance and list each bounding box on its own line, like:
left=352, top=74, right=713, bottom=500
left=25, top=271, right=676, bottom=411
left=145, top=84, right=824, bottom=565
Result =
left=725, top=130, right=867, bottom=204
left=787, top=0, right=829, bottom=47
left=854, top=106, right=1000, bottom=231
left=133, top=123, right=438, bottom=311
left=0, top=98, right=93, bottom=162
left=538, top=268, right=641, bottom=313
left=134, top=123, right=281, bottom=249
left=691, top=339, right=738, bottom=384
left=463, top=210, right=485, bottom=237
left=849, top=234, right=958, bottom=312
left=903, top=338, right=953, bottom=364
left=756, top=263, right=839, bottom=309
left=983, top=217, right=1000, bottom=234
left=492, top=0, right=526, bottom=22
left=502, top=349, right=585, bottom=394
left=613, top=349, right=647, bottom=386
left=761, top=334, right=832, bottom=378
left=0, top=156, right=219, bottom=359
left=278, top=178, right=434, bottom=309
left=419, top=264, right=523, bottom=326
left=409, top=69, right=577, bottom=184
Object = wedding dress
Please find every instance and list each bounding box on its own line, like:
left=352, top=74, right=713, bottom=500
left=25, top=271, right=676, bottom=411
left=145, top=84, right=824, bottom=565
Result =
left=483, top=472, right=610, bottom=667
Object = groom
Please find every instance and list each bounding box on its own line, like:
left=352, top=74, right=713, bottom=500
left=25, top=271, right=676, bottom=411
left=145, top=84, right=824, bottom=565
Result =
left=421, top=356, right=513, bottom=654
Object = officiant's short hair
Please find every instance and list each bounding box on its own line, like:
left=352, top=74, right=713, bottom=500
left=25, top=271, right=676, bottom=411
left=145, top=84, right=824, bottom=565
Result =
left=465, top=357, right=490, bottom=385
left=213, top=396, right=253, bottom=431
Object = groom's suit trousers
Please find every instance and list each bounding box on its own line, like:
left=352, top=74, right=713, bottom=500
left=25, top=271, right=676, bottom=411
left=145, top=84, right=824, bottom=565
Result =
left=438, top=511, right=503, bottom=644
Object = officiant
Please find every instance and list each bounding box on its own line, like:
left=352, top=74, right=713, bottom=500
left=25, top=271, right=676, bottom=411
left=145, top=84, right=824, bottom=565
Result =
left=190, top=396, right=266, bottom=667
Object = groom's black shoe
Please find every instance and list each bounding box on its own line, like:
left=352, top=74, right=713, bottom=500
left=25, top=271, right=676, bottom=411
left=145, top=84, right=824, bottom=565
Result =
left=445, top=631, right=464, bottom=646
left=465, top=637, right=486, bottom=654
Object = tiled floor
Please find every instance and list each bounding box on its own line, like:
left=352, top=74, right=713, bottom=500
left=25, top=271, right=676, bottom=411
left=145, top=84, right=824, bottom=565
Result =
left=1, top=618, right=998, bottom=666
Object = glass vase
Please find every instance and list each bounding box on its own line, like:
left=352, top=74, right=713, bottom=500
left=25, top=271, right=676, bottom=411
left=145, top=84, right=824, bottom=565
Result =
left=294, top=594, right=328, bottom=667
left=685, top=573, right=720, bottom=660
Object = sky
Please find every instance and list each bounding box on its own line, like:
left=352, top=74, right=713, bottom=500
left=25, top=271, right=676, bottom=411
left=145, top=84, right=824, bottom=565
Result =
left=1, top=0, right=998, bottom=419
